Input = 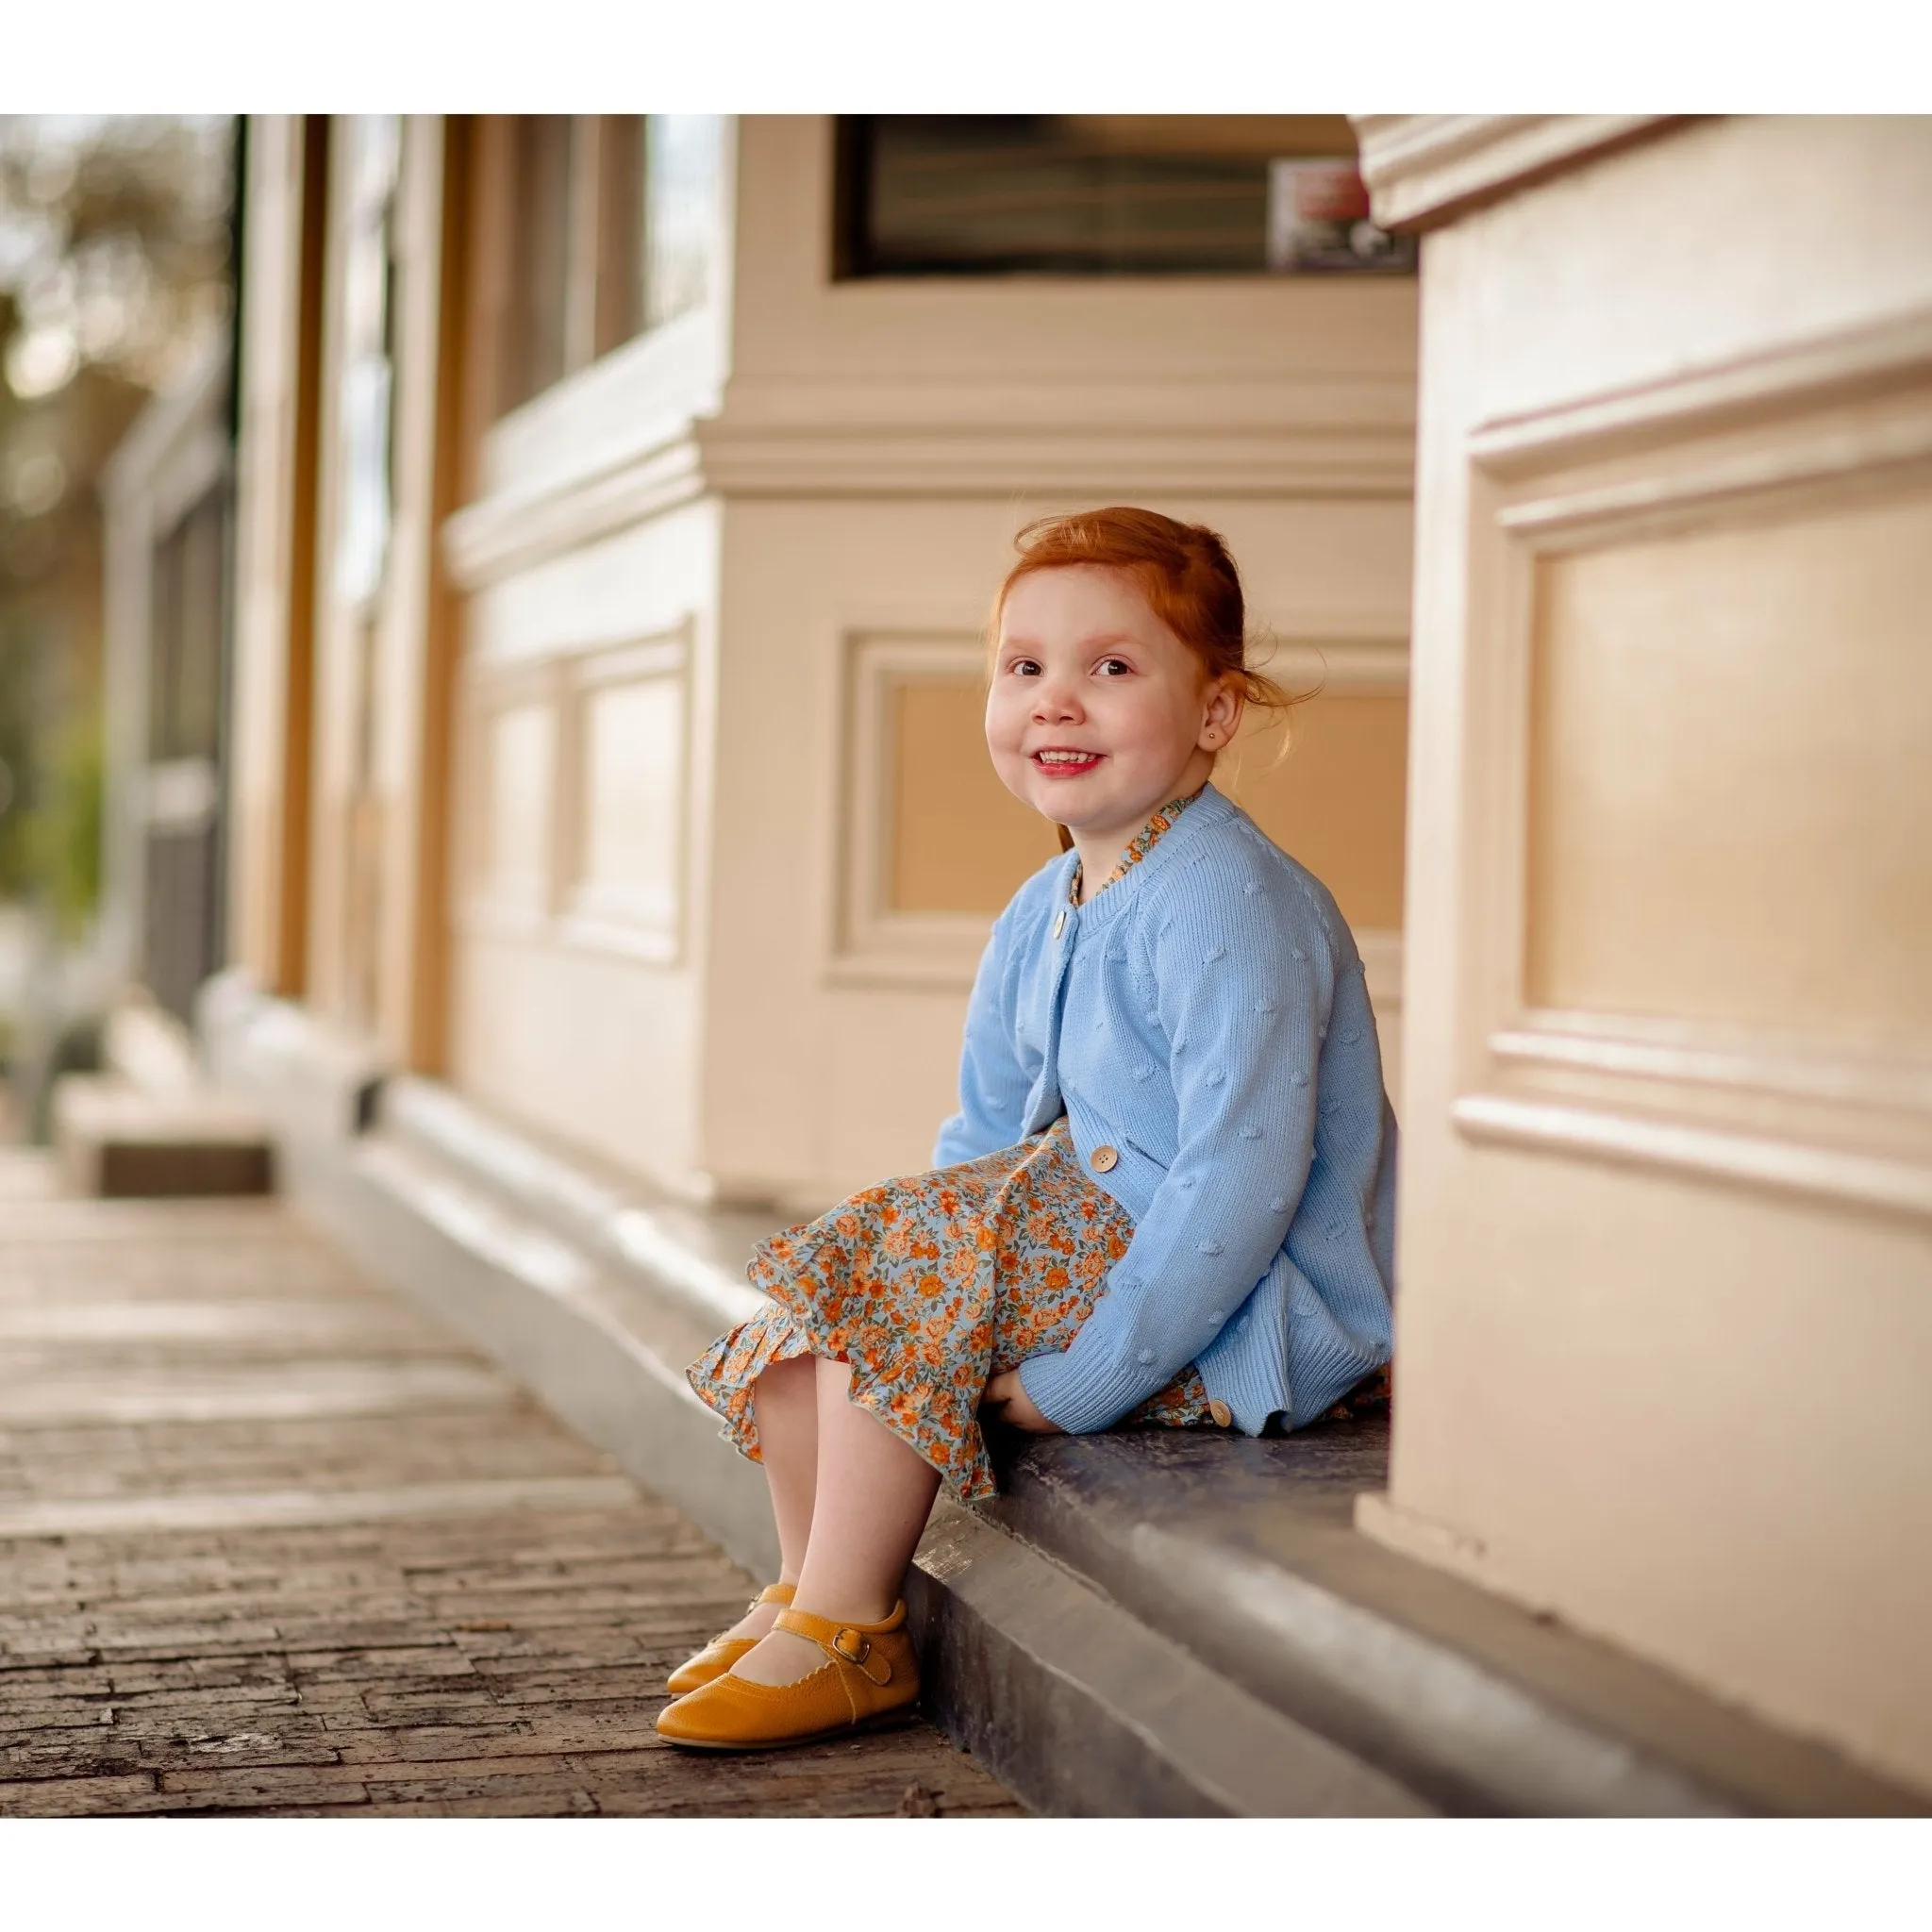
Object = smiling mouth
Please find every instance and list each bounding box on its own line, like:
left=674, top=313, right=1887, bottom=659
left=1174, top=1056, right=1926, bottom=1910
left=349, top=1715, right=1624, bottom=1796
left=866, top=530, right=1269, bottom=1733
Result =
left=1031, top=748, right=1104, bottom=775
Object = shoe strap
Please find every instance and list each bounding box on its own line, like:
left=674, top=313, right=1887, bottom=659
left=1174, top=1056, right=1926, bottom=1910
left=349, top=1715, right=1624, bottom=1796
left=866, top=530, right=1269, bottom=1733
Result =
left=774, top=1601, right=907, bottom=1686
left=748, top=1581, right=797, bottom=1611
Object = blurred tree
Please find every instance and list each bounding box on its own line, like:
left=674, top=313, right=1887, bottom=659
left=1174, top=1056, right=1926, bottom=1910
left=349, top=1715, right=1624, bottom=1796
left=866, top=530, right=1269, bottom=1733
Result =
left=0, top=117, right=232, bottom=1130
left=0, top=115, right=233, bottom=920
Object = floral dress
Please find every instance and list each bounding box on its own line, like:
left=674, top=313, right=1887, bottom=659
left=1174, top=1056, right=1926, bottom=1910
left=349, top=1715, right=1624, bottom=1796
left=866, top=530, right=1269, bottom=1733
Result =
left=687, top=794, right=1215, bottom=1504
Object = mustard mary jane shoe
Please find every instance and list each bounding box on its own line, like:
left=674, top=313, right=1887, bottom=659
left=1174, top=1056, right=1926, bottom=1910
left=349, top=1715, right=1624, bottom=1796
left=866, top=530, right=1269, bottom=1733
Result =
left=655, top=1600, right=920, bottom=1751
left=664, top=1582, right=796, bottom=1695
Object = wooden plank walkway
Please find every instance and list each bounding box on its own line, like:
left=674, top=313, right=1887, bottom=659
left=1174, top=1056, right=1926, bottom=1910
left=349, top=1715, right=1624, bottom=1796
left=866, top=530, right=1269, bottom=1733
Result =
left=0, top=1157, right=1022, bottom=1817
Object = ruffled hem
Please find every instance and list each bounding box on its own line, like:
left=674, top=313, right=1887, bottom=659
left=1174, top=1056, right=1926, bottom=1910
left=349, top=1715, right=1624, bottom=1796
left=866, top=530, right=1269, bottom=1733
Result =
left=689, top=1212, right=1007, bottom=1501
left=684, top=1121, right=1213, bottom=1506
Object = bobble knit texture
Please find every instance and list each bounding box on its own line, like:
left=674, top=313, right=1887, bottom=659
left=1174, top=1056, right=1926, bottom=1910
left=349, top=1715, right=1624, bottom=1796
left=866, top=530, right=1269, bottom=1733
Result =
left=934, top=785, right=1398, bottom=1437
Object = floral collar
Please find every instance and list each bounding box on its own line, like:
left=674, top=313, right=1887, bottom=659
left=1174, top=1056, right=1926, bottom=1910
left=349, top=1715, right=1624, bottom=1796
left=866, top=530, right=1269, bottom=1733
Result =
left=1068, top=788, right=1206, bottom=906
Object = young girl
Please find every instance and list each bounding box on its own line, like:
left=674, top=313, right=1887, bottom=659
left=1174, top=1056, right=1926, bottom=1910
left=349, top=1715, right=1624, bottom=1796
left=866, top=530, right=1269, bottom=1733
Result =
left=657, top=507, right=1397, bottom=1752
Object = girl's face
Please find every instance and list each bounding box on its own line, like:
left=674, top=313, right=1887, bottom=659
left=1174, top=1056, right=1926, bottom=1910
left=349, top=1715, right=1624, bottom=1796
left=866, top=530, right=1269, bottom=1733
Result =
left=986, top=564, right=1243, bottom=850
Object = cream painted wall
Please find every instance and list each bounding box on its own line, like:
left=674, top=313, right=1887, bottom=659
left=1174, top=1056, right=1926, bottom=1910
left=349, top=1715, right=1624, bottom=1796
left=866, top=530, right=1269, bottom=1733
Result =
left=1361, top=114, right=1932, bottom=1795
left=449, top=496, right=723, bottom=1197
left=700, top=490, right=1412, bottom=1212
left=435, top=114, right=1416, bottom=1217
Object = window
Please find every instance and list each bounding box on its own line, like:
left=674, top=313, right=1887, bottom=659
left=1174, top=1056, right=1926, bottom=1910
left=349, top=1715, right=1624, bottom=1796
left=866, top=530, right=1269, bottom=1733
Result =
left=834, top=116, right=1413, bottom=279
left=492, top=115, right=726, bottom=417
left=637, top=115, right=726, bottom=332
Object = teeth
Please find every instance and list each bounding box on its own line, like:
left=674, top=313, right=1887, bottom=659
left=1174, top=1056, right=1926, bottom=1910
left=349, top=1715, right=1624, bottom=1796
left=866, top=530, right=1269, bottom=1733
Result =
left=1036, top=751, right=1096, bottom=764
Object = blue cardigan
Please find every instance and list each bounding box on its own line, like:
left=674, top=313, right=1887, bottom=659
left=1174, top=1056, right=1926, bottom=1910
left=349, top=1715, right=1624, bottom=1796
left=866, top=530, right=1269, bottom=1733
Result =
left=933, top=784, right=1396, bottom=1437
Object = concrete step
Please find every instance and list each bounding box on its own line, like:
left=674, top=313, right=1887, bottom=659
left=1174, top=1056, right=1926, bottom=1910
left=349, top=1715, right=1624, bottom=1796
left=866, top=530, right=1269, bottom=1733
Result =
left=328, top=1121, right=1433, bottom=1814
left=196, top=973, right=1927, bottom=1818
left=51, top=1074, right=273, bottom=1198
left=978, top=1429, right=1913, bottom=1815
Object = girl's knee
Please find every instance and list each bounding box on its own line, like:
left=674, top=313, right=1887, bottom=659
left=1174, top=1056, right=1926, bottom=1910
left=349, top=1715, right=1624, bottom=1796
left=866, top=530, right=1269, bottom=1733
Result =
left=754, top=1351, right=815, bottom=1387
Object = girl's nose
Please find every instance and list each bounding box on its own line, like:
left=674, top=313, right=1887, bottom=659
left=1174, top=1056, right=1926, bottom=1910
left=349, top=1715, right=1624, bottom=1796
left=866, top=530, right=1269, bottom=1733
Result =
left=1031, top=676, right=1083, bottom=723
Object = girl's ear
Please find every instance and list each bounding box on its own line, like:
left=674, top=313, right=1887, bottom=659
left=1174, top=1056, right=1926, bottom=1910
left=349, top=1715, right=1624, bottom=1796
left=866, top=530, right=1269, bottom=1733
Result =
left=1200, top=675, right=1245, bottom=750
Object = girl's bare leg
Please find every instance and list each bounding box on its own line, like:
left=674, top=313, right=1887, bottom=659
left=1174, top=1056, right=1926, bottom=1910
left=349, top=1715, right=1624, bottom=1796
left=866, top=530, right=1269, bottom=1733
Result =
left=712, top=1352, right=817, bottom=1644
left=729, top=1357, right=942, bottom=1687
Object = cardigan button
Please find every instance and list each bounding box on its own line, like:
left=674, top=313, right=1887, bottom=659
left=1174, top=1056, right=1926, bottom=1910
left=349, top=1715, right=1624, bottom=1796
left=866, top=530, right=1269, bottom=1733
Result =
left=1090, top=1144, right=1119, bottom=1174
left=1208, top=1400, right=1233, bottom=1428
left=1053, top=909, right=1067, bottom=939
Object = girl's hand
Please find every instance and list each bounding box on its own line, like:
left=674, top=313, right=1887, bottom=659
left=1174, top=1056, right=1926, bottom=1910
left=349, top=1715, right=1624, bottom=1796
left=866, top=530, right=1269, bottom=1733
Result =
left=981, top=1370, right=1061, bottom=1435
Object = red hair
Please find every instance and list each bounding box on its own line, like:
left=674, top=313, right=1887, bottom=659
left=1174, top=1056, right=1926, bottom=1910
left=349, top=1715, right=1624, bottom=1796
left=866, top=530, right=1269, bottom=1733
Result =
left=989, top=506, right=1306, bottom=717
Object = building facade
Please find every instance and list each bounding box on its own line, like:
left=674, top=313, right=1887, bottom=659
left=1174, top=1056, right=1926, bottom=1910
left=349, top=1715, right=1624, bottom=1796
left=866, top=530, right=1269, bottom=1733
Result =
left=227, top=114, right=1417, bottom=1212
left=219, top=113, right=1931, bottom=1803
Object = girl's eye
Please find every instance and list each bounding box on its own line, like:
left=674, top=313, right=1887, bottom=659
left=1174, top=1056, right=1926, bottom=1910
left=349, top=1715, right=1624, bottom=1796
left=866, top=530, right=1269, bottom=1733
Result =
left=1096, top=658, right=1132, bottom=676
left=1008, top=658, right=1041, bottom=676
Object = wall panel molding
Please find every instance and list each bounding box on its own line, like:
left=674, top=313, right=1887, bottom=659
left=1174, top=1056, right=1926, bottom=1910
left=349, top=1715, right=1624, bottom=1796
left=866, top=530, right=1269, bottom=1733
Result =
left=456, top=623, right=691, bottom=967
left=1453, top=307, right=1932, bottom=1220
left=829, top=633, right=1007, bottom=991
left=826, top=628, right=1413, bottom=1010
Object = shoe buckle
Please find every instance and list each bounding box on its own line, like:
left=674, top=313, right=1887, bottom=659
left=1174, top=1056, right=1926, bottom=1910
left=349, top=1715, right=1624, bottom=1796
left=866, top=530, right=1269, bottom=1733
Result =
left=832, top=1627, right=872, bottom=1666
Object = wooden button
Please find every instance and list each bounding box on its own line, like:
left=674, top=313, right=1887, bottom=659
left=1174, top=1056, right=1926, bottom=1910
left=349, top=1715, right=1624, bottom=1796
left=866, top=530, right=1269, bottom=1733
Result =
left=1090, top=1144, right=1119, bottom=1173
left=1208, top=1400, right=1233, bottom=1428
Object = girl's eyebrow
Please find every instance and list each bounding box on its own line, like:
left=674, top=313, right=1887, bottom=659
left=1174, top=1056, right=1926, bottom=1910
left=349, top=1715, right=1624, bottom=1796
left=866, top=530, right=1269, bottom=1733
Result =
left=996, top=632, right=1141, bottom=653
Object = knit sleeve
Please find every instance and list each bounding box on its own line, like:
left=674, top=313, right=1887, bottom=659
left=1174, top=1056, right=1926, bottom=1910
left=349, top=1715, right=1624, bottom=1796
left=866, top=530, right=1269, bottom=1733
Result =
left=932, top=905, right=1032, bottom=1167
left=1017, top=873, right=1334, bottom=1433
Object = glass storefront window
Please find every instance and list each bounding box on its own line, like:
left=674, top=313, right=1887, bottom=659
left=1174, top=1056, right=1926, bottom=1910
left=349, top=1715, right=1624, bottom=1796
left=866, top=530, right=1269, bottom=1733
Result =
left=835, top=115, right=1413, bottom=279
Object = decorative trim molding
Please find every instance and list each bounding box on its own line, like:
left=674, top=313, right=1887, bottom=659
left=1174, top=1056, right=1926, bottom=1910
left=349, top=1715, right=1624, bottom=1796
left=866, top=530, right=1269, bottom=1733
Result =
left=442, top=374, right=1419, bottom=591
left=829, top=633, right=999, bottom=992
left=824, top=629, right=1412, bottom=1008
left=1451, top=306, right=1932, bottom=1218
left=1469, top=308, right=1932, bottom=477
left=692, top=382, right=1417, bottom=503
left=1491, top=1015, right=1932, bottom=1117
left=456, top=623, right=692, bottom=970
left=1453, top=1093, right=1932, bottom=1225
left=556, top=627, right=691, bottom=968
left=1352, top=115, right=1684, bottom=233
left=443, top=430, right=708, bottom=593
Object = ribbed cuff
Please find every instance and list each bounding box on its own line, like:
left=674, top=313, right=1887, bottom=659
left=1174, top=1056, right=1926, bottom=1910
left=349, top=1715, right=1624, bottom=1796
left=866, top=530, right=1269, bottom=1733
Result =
left=1017, top=1348, right=1153, bottom=1437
